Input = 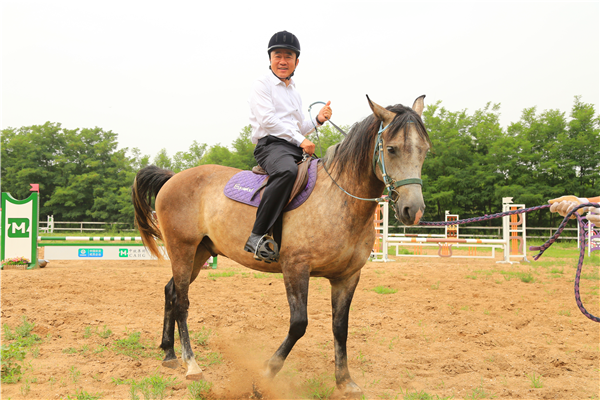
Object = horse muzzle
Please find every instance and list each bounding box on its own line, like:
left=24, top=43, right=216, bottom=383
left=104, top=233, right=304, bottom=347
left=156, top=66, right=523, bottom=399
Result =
left=392, top=191, right=425, bottom=226
left=394, top=204, right=424, bottom=226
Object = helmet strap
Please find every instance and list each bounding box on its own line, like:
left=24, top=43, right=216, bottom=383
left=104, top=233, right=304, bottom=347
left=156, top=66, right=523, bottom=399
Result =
left=269, top=66, right=293, bottom=80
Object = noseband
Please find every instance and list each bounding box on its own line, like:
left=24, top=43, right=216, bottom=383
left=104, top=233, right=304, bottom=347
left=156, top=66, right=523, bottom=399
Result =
left=372, top=122, right=423, bottom=203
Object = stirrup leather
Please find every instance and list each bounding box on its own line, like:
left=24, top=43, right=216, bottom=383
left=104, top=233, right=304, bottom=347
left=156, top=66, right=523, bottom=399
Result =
left=254, top=234, right=279, bottom=263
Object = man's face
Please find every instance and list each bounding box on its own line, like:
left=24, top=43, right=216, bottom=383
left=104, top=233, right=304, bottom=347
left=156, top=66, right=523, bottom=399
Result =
left=270, top=49, right=299, bottom=80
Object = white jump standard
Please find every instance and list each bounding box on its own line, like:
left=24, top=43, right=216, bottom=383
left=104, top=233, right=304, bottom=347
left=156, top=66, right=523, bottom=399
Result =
left=371, top=197, right=528, bottom=263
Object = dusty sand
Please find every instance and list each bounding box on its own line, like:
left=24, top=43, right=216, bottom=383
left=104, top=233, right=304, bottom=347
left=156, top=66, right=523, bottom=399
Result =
left=1, top=249, right=599, bottom=399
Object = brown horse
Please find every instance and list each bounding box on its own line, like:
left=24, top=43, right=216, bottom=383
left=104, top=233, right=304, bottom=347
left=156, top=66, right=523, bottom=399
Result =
left=131, top=96, right=430, bottom=397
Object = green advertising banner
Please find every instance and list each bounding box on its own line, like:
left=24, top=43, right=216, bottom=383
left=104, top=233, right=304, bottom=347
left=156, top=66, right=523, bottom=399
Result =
left=1, top=192, right=39, bottom=268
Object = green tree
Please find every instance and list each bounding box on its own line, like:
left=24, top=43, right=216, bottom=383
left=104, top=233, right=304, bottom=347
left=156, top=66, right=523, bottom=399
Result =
left=172, top=140, right=207, bottom=172
left=421, top=102, right=476, bottom=220
left=1, top=123, right=136, bottom=223
left=307, top=123, right=347, bottom=158
left=153, top=149, right=173, bottom=171
left=200, top=125, right=256, bottom=170
left=230, top=125, right=255, bottom=170
left=1, top=122, right=65, bottom=214
left=562, top=96, right=599, bottom=194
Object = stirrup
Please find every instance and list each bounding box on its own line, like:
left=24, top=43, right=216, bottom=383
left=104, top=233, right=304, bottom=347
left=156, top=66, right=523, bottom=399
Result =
left=254, top=234, right=279, bottom=263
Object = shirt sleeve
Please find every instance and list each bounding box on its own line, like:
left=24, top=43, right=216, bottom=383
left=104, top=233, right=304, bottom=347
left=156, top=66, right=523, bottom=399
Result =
left=249, top=79, right=305, bottom=146
left=296, top=96, right=318, bottom=142
left=300, top=114, right=319, bottom=137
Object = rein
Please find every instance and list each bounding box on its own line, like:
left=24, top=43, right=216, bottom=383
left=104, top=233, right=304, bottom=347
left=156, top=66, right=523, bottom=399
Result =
left=419, top=203, right=600, bottom=323
left=308, top=102, right=422, bottom=207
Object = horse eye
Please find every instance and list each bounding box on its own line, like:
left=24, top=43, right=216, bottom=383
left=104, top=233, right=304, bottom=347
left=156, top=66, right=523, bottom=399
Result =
left=386, top=146, right=396, bottom=155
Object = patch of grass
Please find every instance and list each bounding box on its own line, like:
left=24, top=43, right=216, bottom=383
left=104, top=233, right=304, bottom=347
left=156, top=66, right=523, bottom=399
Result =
left=129, top=372, right=179, bottom=400
left=376, top=390, right=400, bottom=399
left=371, top=286, right=398, bottom=295
left=207, top=270, right=235, bottom=278
left=586, top=285, right=600, bottom=296
left=112, top=373, right=179, bottom=399
left=98, top=325, right=113, bottom=339
left=402, top=389, right=452, bottom=400
left=188, top=380, right=213, bottom=400
left=112, top=331, right=158, bottom=359
left=198, top=351, right=222, bottom=367
left=63, top=347, right=77, bottom=354
left=582, top=272, right=600, bottom=281
left=1, top=342, right=26, bottom=383
left=191, top=327, right=213, bottom=347
left=1, top=316, right=41, bottom=384
left=527, top=372, right=543, bottom=388
left=14, top=316, right=35, bottom=338
left=20, top=377, right=31, bottom=396
left=66, top=389, right=103, bottom=400
left=111, top=377, right=128, bottom=385
left=500, top=270, right=535, bottom=283
left=303, top=373, right=335, bottom=400
left=69, top=366, right=81, bottom=384
left=80, top=344, right=90, bottom=355
left=83, top=326, right=93, bottom=338
left=464, top=383, right=496, bottom=399
left=558, top=309, right=571, bottom=317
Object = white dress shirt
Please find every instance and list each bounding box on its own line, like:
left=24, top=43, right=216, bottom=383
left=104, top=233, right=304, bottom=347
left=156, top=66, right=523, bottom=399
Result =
left=249, top=72, right=320, bottom=146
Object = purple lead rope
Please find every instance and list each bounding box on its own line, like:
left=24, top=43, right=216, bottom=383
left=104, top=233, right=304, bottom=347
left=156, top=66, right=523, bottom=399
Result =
left=418, top=203, right=600, bottom=323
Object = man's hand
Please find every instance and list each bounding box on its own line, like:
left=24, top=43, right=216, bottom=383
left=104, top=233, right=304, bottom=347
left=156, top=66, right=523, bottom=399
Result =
left=300, top=138, right=315, bottom=156
left=548, top=195, right=600, bottom=224
left=318, top=101, right=332, bottom=124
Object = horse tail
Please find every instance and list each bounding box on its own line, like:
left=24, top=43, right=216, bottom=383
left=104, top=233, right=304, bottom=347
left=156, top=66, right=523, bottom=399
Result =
left=132, top=165, right=175, bottom=260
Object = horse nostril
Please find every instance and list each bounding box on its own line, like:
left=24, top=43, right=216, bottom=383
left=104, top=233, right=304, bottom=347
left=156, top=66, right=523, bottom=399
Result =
left=402, top=207, right=411, bottom=220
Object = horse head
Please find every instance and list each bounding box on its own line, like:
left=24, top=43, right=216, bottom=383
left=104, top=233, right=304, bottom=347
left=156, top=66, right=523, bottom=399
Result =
left=367, top=96, right=430, bottom=226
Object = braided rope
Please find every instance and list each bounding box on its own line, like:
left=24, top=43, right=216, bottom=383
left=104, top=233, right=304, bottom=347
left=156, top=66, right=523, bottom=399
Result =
left=418, top=203, right=600, bottom=323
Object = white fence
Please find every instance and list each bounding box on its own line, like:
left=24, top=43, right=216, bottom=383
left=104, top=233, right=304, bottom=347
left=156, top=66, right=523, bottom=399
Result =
left=389, top=225, right=579, bottom=240
left=39, top=215, right=133, bottom=233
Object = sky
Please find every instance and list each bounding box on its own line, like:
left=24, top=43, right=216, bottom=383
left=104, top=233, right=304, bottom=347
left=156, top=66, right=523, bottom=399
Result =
left=2, top=1, right=598, bottom=159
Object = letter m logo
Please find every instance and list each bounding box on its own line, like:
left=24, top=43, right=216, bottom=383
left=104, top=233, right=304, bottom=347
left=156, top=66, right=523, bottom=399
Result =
left=8, top=218, right=30, bottom=238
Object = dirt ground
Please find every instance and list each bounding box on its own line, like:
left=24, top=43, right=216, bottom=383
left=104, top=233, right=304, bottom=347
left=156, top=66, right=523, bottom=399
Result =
left=1, top=248, right=599, bottom=400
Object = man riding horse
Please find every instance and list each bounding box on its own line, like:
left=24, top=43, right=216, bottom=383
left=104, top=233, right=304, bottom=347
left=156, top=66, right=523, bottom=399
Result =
left=244, top=30, right=333, bottom=263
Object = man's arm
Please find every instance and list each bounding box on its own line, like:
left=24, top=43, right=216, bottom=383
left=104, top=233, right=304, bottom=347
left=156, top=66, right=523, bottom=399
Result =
left=298, top=101, right=332, bottom=156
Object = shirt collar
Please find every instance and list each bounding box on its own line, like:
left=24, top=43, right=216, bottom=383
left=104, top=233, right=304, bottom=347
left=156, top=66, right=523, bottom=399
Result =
left=267, top=71, right=295, bottom=88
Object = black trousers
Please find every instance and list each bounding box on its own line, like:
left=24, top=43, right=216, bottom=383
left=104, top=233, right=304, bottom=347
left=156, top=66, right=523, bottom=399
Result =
left=251, top=135, right=303, bottom=235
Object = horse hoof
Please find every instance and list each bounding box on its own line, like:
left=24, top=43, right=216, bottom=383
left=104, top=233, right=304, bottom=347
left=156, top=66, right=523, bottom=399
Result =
left=162, top=359, right=180, bottom=369
left=186, top=372, right=205, bottom=381
left=339, top=381, right=363, bottom=398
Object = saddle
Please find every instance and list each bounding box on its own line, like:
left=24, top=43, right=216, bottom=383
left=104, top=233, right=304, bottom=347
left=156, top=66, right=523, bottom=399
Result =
left=223, top=158, right=318, bottom=212
left=250, top=157, right=311, bottom=206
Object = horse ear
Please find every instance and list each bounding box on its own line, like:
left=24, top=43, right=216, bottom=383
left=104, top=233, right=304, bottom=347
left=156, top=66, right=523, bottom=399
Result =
left=412, top=95, right=426, bottom=117
left=366, top=95, right=395, bottom=127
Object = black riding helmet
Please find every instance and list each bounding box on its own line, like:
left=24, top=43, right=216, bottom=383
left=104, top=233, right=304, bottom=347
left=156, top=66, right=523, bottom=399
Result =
left=267, top=31, right=301, bottom=58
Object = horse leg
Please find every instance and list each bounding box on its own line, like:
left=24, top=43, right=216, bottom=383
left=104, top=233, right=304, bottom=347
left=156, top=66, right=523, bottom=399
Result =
left=330, top=271, right=363, bottom=397
left=160, top=243, right=210, bottom=378
left=264, top=266, right=310, bottom=378
left=160, top=277, right=179, bottom=369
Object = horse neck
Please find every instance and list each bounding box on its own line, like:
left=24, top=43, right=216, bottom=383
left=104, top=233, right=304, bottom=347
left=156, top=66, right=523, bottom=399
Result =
left=323, top=142, right=385, bottom=223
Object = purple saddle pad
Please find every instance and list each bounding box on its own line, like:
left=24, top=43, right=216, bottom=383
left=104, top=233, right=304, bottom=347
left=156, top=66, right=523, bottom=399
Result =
left=224, top=159, right=319, bottom=212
